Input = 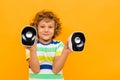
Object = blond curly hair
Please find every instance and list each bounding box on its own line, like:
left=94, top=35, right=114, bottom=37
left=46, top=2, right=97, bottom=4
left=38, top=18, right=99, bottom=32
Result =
left=30, top=10, right=62, bottom=39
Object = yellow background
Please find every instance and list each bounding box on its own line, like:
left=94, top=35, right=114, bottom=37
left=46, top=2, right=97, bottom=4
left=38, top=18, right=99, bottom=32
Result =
left=0, top=0, right=120, bottom=80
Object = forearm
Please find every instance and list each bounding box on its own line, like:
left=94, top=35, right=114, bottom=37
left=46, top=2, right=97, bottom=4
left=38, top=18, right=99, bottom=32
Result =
left=52, top=50, right=69, bottom=74
left=28, top=50, right=40, bottom=73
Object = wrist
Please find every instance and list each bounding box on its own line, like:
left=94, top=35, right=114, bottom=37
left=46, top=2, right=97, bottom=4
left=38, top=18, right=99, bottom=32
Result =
left=29, top=47, right=36, bottom=52
left=63, top=49, right=71, bottom=56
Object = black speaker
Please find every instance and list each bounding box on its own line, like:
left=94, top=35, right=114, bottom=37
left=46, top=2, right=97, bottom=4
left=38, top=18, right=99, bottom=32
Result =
left=68, top=32, right=86, bottom=52
left=21, top=26, right=37, bottom=46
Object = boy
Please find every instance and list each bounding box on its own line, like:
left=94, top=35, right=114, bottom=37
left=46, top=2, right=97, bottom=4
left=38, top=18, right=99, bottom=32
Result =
left=26, top=10, right=71, bottom=80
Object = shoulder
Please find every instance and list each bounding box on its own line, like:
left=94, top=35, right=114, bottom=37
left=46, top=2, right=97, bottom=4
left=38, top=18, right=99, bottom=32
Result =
left=52, top=40, right=63, bottom=45
left=52, top=40, right=64, bottom=48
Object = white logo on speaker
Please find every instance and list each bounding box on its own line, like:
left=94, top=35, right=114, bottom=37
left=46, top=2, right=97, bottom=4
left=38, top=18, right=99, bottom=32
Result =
left=32, top=36, right=36, bottom=41
left=22, top=35, right=26, bottom=41
left=77, top=41, right=84, bottom=47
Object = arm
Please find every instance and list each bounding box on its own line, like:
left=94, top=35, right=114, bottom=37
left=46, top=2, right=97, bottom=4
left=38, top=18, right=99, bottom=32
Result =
left=52, top=41, right=71, bottom=74
left=27, top=47, right=40, bottom=73
left=26, top=38, right=40, bottom=73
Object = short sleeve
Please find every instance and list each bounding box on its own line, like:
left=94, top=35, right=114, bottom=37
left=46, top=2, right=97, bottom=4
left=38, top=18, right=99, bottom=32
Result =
left=55, top=42, right=64, bottom=56
left=26, top=49, right=30, bottom=60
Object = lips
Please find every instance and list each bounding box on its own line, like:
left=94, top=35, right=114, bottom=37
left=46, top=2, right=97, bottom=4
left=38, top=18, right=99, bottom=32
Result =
left=43, top=34, right=49, bottom=36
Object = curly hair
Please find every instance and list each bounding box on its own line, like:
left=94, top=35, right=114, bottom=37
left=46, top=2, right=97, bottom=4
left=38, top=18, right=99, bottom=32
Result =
left=30, top=10, right=62, bottom=39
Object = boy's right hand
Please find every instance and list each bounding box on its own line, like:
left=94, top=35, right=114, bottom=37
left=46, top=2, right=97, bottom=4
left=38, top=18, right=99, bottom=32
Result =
left=26, top=37, right=38, bottom=52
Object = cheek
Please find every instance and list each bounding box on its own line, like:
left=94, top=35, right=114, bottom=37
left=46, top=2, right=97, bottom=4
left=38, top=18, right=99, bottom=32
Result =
left=37, top=27, right=42, bottom=32
left=37, top=30, right=42, bottom=36
left=51, top=29, right=55, bottom=34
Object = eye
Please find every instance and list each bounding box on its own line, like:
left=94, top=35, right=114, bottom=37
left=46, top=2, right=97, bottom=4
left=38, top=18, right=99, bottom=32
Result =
left=48, top=26, right=53, bottom=28
left=40, top=26, right=45, bottom=28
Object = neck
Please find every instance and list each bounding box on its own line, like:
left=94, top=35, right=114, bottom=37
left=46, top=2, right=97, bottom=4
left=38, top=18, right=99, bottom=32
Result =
left=38, top=39, right=52, bottom=44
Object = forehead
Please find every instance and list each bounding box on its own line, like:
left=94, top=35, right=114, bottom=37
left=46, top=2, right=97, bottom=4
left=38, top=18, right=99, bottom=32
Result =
left=39, top=18, right=55, bottom=24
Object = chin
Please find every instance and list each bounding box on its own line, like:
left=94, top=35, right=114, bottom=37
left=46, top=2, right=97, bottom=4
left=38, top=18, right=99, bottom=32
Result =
left=44, top=38, right=51, bottom=41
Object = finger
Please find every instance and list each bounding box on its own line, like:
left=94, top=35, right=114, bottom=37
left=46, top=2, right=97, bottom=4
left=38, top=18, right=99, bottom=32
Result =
left=36, top=36, right=38, bottom=41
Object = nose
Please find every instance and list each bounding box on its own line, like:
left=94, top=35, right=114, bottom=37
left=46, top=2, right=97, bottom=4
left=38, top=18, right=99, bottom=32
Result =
left=44, top=27, right=49, bottom=32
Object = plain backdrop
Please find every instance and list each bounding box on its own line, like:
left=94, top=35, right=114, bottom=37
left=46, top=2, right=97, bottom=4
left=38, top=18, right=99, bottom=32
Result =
left=0, top=0, right=120, bottom=80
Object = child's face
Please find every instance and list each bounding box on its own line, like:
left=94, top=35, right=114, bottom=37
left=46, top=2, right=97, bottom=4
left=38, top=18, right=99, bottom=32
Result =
left=37, top=18, right=55, bottom=43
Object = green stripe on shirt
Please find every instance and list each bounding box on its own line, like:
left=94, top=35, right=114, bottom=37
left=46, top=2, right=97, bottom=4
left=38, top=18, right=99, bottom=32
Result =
left=37, top=47, right=56, bottom=52
left=36, top=43, right=64, bottom=52
left=30, top=73, right=64, bottom=79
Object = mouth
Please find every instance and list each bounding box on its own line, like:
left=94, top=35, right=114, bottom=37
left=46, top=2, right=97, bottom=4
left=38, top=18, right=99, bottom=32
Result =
left=43, top=34, right=49, bottom=36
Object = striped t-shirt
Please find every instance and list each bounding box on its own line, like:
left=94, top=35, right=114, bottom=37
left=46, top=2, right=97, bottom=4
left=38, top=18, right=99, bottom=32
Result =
left=26, top=40, right=64, bottom=80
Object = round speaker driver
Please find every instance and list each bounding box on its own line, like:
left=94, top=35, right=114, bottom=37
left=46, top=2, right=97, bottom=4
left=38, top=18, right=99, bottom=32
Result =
left=26, top=31, right=33, bottom=38
left=75, top=37, right=81, bottom=43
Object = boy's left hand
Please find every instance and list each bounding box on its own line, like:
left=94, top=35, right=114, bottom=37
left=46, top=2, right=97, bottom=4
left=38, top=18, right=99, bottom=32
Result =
left=63, top=41, right=72, bottom=54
